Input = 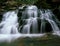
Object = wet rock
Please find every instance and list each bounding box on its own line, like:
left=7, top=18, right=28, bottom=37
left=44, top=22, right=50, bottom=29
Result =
left=53, top=8, right=60, bottom=21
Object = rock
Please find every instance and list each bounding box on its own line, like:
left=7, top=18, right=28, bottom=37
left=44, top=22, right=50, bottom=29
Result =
left=53, top=8, right=60, bottom=21
left=52, top=0, right=60, bottom=2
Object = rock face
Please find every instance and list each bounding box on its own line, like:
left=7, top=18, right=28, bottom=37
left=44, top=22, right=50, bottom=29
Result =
left=52, top=0, right=60, bottom=2
left=53, top=8, right=60, bottom=21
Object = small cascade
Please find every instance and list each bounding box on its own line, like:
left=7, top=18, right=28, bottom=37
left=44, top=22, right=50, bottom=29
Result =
left=39, top=9, right=60, bottom=34
left=0, top=11, right=19, bottom=34
left=31, top=18, right=38, bottom=33
left=20, top=5, right=38, bottom=34
left=0, top=10, right=21, bottom=42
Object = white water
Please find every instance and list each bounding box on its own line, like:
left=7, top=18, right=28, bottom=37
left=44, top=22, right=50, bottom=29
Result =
left=0, top=10, right=21, bottom=42
left=0, top=5, right=60, bottom=42
left=20, top=5, right=38, bottom=33
left=0, top=11, right=19, bottom=34
left=40, top=9, right=60, bottom=34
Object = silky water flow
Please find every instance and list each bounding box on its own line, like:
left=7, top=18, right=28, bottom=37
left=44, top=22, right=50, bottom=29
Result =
left=0, top=5, right=60, bottom=42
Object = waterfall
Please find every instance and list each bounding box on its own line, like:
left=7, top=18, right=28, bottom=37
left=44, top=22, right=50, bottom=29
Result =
left=20, top=5, right=38, bottom=34
left=0, top=5, right=60, bottom=42
left=0, top=11, right=19, bottom=34
left=0, top=10, right=21, bottom=42
left=39, top=9, right=60, bottom=34
left=20, top=5, right=60, bottom=34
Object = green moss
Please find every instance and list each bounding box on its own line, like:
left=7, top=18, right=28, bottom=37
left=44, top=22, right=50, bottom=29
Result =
left=0, top=34, right=60, bottom=46
left=0, top=0, right=59, bottom=12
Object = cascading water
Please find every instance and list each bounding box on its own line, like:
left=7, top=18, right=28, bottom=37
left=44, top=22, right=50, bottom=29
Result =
left=0, top=5, right=60, bottom=42
left=20, top=5, right=60, bottom=34
left=39, top=9, right=60, bottom=34
left=20, top=5, right=38, bottom=34
left=0, top=10, right=21, bottom=42
left=0, top=11, right=19, bottom=34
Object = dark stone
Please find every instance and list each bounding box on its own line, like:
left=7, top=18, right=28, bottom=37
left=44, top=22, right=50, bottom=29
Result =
left=52, top=0, right=60, bottom=2
left=53, top=8, right=60, bottom=21
left=45, top=21, right=52, bottom=33
left=38, top=19, right=41, bottom=33
left=0, top=13, right=3, bottom=22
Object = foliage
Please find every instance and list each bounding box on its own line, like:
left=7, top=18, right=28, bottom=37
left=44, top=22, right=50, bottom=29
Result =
left=0, top=0, right=60, bottom=12
left=40, top=0, right=51, bottom=9
left=0, top=0, right=38, bottom=12
left=15, top=0, right=38, bottom=4
left=34, top=0, right=51, bottom=9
